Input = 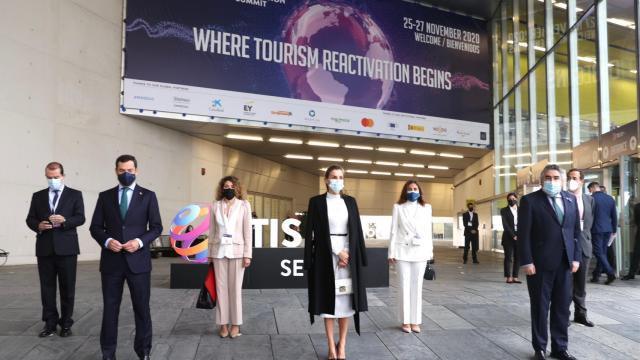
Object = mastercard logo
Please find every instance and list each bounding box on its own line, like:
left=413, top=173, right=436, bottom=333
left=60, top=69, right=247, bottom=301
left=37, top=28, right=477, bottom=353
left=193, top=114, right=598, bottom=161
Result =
left=361, top=118, right=375, bottom=127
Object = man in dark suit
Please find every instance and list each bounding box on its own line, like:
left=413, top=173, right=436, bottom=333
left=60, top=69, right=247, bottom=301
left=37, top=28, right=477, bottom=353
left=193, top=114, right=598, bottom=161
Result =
left=519, top=164, right=581, bottom=360
left=462, top=202, right=479, bottom=264
left=590, top=183, right=617, bottom=285
left=566, top=169, right=595, bottom=327
left=500, top=192, right=520, bottom=283
left=90, top=155, right=162, bottom=360
left=622, top=202, right=640, bottom=280
left=26, top=162, right=85, bottom=338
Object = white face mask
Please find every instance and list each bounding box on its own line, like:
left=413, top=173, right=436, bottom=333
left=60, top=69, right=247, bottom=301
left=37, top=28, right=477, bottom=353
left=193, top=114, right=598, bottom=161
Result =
left=328, top=179, right=344, bottom=193
left=48, top=178, right=63, bottom=191
left=568, top=179, right=581, bottom=192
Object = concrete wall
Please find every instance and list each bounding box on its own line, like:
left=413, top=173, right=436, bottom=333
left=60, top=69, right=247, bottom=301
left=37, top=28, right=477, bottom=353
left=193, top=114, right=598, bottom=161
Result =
left=318, top=177, right=453, bottom=217
left=452, top=152, right=496, bottom=250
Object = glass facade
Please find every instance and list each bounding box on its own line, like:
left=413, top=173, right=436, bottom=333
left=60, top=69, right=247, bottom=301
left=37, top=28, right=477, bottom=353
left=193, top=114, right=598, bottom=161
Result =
left=492, top=0, right=640, bottom=274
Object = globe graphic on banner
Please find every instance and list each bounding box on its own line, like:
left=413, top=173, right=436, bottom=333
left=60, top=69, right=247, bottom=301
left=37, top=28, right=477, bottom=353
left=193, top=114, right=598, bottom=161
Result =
left=282, top=1, right=394, bottom=109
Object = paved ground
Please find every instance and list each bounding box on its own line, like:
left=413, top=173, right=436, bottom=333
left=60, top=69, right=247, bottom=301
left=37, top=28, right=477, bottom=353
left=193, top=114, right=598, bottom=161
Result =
left=0, top=246, right=639, bottom=360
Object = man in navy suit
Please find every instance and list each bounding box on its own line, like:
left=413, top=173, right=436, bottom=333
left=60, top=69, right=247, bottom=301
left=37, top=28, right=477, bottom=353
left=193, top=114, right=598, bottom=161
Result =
left=26, top=162, right=85, bottom=338
left=590, top=183, right=617, bottom=284
left=90, top=155, right=162, bottom=360
left=518, top=164, right=581, bottom=360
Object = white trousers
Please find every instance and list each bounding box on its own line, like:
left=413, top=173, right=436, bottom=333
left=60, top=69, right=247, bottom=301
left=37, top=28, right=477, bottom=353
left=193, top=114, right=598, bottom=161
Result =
left=396, top=260, right=427, bottom=324
left=212, top=258, right=245, bottom=325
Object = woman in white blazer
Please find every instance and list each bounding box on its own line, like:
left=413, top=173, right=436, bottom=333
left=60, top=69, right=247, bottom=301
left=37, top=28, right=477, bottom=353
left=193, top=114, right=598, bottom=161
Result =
left=388, top=180, right=434, bottom=333
left=208, top=176, right=252, bottom=339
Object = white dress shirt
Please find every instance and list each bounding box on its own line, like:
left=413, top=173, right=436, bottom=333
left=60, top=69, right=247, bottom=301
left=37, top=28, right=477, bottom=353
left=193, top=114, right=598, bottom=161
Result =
left=48, top=185, right=65, bottom=213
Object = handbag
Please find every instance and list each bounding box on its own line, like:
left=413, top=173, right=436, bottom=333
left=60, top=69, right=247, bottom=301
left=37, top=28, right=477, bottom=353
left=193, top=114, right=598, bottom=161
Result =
left=334, top=263, right=353, bottom=295
left=196, top=262, right=217, bottom=309
left=424, top=263, right=436, bottom=281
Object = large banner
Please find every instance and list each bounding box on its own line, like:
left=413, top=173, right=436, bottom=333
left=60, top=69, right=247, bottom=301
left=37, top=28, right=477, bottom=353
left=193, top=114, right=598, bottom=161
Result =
left=122, top=0, right=491, bottom=145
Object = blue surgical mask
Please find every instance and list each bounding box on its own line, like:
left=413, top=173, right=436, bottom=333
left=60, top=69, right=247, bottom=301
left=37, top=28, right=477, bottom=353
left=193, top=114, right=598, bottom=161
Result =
left=328, top=179, right=344, bottom=193
left=118, top=172, right=136, bottom=187
left=542, top=180, right=562, bottom=196
left=407, top=191, right=420, bottom=202
left=48, top=178, right=62, bottom=191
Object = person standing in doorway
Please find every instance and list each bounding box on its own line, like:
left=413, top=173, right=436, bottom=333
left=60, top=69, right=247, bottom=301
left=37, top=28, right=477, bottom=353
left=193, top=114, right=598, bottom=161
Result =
left=388, top=180, right=433, bottom=333
left=567, top=169, right=595, bottom=327
left=590, top=183, right=617, bottom=285
left=26, top=162, right=85, bottom=338
left=519, top=164, right=581, bottom=360
left=462, top=202, right=479, bottom=264
left=500, top=193, right=520, bottom=284
left=208, top=175, right=252, bottom=339
left=90, top=155, right=162, bottom=360
left=304, top=165, right=368, bottom=360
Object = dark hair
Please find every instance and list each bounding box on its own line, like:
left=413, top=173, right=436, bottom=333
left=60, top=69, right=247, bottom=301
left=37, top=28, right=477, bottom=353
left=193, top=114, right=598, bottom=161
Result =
left=397, top=180, right=426, bottom=206
left=539, top=164, right=562, bottom=183
left=506, top=192, right=518, bottom=200
left=467, top=202, right=474, bottom=207
left=587, top=181, right=599, bottom=190
left=115, top=154, right=138, bottom=168
left=567, top=168, right=584, bottom=180
left=324, top=164, right=345, bottom=193
left=45, top=162, right=64, bottom=175
left=216, top=175, right=244, bottom=201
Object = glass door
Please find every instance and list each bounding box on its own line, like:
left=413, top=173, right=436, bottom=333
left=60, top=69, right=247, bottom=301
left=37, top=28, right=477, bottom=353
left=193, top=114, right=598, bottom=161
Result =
left=617, top=155, right=639, bottom=274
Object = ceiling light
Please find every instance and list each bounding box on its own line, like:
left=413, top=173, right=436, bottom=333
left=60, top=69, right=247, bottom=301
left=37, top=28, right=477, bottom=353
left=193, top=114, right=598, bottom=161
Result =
left=376, top=161, right=399, bottom=166
left=371, top=171, right=391, bottom=176
left=494, top=165, right=510, bottom=169
left=410, top=149, right=436, bottom=156
left=402, top=163, right=424, bottom=168
left=345, top=144, right=374, bottom=150
left=308, top=140, right=339, bottom=147
left=534, top=45, right=546, bottom=52
left=377, top=146, right=405, bottom=153
left=439, top=153, right=463, bottom=159
left=318, top=157, right=344, bottom=162
left=514, top=163, right=534, bottom=168
left=503, top=153, right=531, bottom=158
left=225, top=133, right=263, bottom=141
left=319, top=168, right=327, bottom=172
left=284, top=154, right=313, bottom=160
left=631, top=70, right=638, bottom=74
left=417, top=174, right=435, bottom=178
left=348, top=159, right=372, bottom=164
left=395, top=172, right=414, bottom=177
left=428, top=165, right=449, bottom=170
left=347, top=169, right=368, bottom=174
left=607, top=17, right=636, bottom=29
left=269, top=137, right=302, bottom=144
left=499, top=173, right=517, bottom=177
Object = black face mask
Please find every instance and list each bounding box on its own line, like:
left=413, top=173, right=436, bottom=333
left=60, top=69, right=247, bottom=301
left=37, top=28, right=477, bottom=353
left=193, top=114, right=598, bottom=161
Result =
left=118, top=172, right=136, bottom=187
left=222, top=188, right=236, bottom=200
left=508, top=199, right=517, bottom=207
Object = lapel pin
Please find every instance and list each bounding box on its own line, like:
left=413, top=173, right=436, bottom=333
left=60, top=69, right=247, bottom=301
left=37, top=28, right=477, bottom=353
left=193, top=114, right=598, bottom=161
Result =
left=139, top=191, right=143, bottom=195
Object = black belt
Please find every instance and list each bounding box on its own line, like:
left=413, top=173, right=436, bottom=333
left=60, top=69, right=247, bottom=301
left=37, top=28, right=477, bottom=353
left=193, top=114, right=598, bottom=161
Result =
left=330, top=233, right=348, bottom=236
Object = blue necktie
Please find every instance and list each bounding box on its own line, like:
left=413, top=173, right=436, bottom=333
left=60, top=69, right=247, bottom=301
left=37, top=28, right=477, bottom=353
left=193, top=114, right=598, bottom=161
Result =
left=120, top=188, right=130, bottom=220
left=51, top=190, right=59, bottom=213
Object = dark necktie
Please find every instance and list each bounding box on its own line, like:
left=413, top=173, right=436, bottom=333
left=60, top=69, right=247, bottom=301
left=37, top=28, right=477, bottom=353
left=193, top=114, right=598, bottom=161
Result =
left=120, top=188, right=130, bottom=220
left=51, top=190, right=59, bottom=213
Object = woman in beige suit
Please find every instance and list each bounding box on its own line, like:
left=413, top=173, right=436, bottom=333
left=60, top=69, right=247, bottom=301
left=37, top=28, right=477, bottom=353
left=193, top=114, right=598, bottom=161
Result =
left=208, top=175, right=252, bottom=338
left=388, top=180, right=433, bottom=333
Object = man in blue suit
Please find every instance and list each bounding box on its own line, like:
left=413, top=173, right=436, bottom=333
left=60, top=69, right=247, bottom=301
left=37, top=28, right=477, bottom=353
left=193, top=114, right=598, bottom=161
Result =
left=590, top=183, right=617, bottom=284
left=90, top=155, right=162, bottom=360
left=518, top=164, right=581, bottom=360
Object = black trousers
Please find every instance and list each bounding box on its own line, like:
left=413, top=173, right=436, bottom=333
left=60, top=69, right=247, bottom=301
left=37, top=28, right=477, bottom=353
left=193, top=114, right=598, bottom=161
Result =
left=503, top=240, right=519, bottom=277
left=463, top=235, right=479, bottom=261
left=37, top=255, right=77, bottom=329
left=526, top=261, right=572, bottom=353
left=100, top=269, right=152, bottom=358
left=628, top=236, right=640, bottom=275
left=572, top=256, right=591, bottom=319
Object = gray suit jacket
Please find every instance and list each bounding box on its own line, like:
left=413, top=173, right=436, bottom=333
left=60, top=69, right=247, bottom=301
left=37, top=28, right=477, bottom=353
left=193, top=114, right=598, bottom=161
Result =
left=581, top=193, right=594, bottom=258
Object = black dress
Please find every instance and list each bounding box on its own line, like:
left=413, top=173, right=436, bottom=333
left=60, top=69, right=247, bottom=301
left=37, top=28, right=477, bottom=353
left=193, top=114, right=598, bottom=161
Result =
left=303, top=193, right=368, bottom=334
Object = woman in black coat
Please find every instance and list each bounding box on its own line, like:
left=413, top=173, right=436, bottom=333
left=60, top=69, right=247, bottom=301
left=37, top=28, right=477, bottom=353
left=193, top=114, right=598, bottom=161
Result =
left=304, top=165, right=368, bottom=360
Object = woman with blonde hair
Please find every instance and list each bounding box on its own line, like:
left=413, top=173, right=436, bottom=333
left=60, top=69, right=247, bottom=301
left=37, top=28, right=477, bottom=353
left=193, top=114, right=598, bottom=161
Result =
left=304, top=165, right=368, bottom=360
left=388, top=180, right=433, bottom=333
left=208, top=175, right=252, bottom=338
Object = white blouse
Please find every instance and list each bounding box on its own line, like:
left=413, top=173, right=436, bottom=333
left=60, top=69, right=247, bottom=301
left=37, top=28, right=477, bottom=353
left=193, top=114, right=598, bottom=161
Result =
left=326, top=192, right=349, bottom=255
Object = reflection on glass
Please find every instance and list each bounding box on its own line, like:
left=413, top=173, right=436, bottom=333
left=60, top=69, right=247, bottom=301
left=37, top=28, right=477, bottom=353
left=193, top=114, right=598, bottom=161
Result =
left=607, top=0, right=637, bottom=131
left=577, top=10, right=598, bottom=142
